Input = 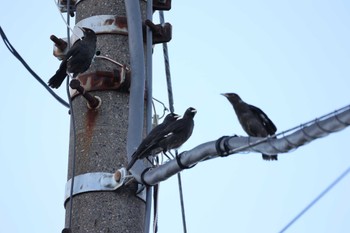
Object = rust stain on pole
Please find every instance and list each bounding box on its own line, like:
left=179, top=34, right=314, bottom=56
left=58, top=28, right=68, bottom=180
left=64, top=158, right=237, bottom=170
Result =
left=83, top=109, right=98, bottom=152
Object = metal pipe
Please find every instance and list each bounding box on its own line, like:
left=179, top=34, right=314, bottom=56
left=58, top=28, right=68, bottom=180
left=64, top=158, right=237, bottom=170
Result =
left=125, top=0, right=147, bottom=164
left=142, top=105, right=350, bottom=186
left=144, top=0, right=154, bottom=232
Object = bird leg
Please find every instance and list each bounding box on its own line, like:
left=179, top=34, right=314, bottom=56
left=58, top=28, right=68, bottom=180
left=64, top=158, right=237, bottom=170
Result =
left=146, top=157, right=154, bottom=166
left=162, top=151, right=173, bottom=160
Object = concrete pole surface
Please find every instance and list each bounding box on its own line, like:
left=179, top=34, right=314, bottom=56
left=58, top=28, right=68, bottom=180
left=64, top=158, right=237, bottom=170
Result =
left=64, top=0, right=146, bottom=232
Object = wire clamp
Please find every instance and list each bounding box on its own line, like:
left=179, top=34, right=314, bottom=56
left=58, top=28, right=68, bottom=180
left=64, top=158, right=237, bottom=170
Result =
left=176, top=151, right=196, bottom=169
left=144, top=20, right=172, bottom=44
left=64, top=168, right=126, bottom=205
left=153, top=0, right=172, bottom=11
left=216, top=135, right=234, bottom=157
left=69, top=79, right=101, bottom=109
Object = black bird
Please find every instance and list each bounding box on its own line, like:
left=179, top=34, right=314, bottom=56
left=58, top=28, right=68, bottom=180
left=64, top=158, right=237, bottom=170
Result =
left=127, top=107, right=197, bottom=170
left=222, top=93, right=278, bottom=160
left=127, top=112, right=180, bottom=170
left=48, top=27, right=97, bottom=88
left=156, top=107, right=197, bottom=155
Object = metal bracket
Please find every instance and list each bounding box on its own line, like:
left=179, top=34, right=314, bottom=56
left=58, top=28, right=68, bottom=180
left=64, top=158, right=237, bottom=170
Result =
left=144, top=20, right=172, bottom=44
left=58, top=0, right=172, bottom=13
left=52, top=15, right=172, bottom=59
left=64, top=168, right=127, bottom=205
left=136, top=184, right=147, bottom=202
left=69, top=68, right=130, bottom=97
left=52, top=15, right=128, bottom=60
left=153, top=0, right=172, bottom=11
left=57, top=0, right=77, bottom=14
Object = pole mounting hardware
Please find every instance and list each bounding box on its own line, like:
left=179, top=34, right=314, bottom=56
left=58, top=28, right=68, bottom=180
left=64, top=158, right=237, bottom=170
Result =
left=64, top=168, right=127, bottom=206
left=57, top=0, right=77, bottom=15
left=69, top=79, right=102, bottom=109
left=144, top=20, right=172, bottom=44
left=50, top=35, right=68, bottom=60
left=51, top=15, right=128, bottom=60
left=153, top=0, right=171, bottom=11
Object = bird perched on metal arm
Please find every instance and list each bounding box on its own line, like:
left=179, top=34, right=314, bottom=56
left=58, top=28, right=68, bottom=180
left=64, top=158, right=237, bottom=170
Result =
left=156, top=107, right=197, bottom=157
left=127, top=112, right=180, bottom=170
left=222, top=93, right=278, bottom=160
left=127, top=107, right=197, bottom=170
left=48, top=27, right=97, bottom=89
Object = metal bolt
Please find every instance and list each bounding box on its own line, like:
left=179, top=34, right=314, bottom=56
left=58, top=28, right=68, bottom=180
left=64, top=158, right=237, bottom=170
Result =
left=145, top=19, right=163, bottom=36
left=70, top=79, right=101, bottom=109
left=114, top=171, right=121, bottom=182
left=50, top=35, right=68, bottom=51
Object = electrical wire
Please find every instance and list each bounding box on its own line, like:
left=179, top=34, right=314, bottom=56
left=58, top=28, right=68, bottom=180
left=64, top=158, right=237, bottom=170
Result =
left=0, top=26, right=70, bottom=109
left=177, top=172, right=188, bottom=233
left=62, top=0, right=77, bottom=229
left=278, top=165, right=350, bottom=233
left=159, top=10, right=188, bottom=233
left=159, top=11, right=174, bottom=114
left=145, top=0, right=154, bottom=232
left=152, top=97, right=169, bottom=119
left=53, top=0, right=81, bottom=40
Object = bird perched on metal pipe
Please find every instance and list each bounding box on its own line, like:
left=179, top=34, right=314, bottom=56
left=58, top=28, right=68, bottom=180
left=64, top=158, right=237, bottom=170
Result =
left=48, top=27, right=97, bottom=88
left=127, top=107, right=197, bottom=170
left=156, top=107, right=197, bottom=156
left=222, top=93, right=278, bottom=160
left=127, top=112, right=180, bottom=170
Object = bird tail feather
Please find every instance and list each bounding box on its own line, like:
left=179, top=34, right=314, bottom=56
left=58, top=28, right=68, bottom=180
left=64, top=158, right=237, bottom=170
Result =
left=48, top=68, right=68, bottom=88
left=262, top=154, right=278, bottom=161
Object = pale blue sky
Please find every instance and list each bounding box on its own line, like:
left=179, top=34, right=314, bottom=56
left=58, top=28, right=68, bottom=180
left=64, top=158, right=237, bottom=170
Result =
left=1, top=1, right=350, bottom=232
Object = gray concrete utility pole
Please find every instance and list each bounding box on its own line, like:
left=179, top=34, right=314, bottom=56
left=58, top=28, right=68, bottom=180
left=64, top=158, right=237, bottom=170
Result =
left=63, top=0, right=146, bottom=232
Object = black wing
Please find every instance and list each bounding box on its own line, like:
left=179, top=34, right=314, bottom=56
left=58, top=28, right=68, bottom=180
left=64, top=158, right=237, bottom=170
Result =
left=248, top=104, right=277, bottom=135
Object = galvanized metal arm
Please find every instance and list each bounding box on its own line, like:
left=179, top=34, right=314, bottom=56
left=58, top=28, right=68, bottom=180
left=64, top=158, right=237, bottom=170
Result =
left=141, top=105, right=350, bottom=186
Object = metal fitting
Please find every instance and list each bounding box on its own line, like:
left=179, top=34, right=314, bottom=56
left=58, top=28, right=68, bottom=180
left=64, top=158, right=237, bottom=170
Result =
left=70, top=79, right=101, bottom=109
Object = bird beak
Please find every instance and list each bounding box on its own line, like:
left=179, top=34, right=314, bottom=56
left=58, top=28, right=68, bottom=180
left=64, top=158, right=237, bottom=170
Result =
left=191, top=108, right=197, bottom=113
left=221, top=93, right=228, bottom=97
left=174, top=114, right=181, bottom=119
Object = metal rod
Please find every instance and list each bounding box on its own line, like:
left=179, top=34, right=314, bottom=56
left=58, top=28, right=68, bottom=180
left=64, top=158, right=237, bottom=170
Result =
left=141, top=105, right=350, bottom=186
left=69, top=79, right=100, bottom=109
left=50, top=35, right=67, bottom=51
left=144, top=0, right=154, bottom=232
left=125, top=0, right=147, bottom=170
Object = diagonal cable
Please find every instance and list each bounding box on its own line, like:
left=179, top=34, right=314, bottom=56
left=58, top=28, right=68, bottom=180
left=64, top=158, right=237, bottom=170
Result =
left=0, top=26, right=70, bottom=108
left=159, top=10, right=188, bottom=233
left=278, top=165, right=350, bottom=233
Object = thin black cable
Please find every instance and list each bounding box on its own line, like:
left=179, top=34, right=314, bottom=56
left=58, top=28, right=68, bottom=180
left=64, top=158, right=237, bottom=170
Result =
left=64, top=1, right=77, bottom=229
left=278, top=165, right=350, bottom=233
left=159, top=11, right=174, bottom=114
left=152, top=97, right=169, bottom=119
left=177, top=173, right=188, bottom=233
left=0, top=26, right=70, bottom=108
left=159, top=10, right=188, bottom=233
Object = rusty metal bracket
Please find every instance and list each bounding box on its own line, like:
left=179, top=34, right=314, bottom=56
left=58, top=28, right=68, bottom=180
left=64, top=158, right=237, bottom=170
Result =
left=57, top=0, right=77, bottom=15
left=70, top=68, right=130, bottom=97
left=144, top=20, right=172, bottom=44
left=50, top=35, right=68, bottom=61
left=64, top=169, right=127, bottom=206
left=70, top=79, right=102, bottom=109
left=52, top=15, right=128, bottom=60
left=153, top=0, right=172, bottom=11
left=51, top=15, right=172, bottom=60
